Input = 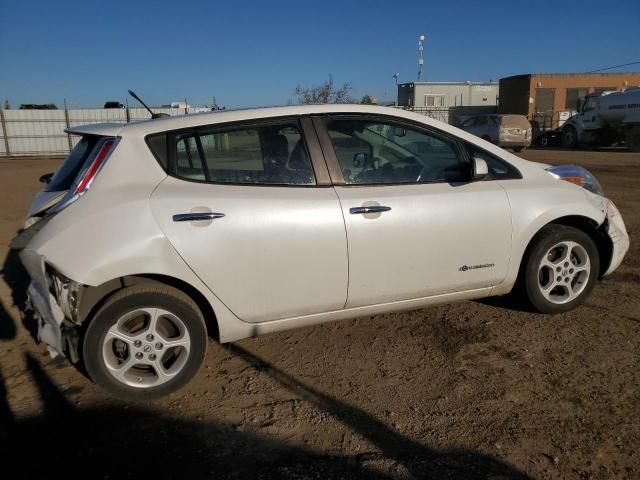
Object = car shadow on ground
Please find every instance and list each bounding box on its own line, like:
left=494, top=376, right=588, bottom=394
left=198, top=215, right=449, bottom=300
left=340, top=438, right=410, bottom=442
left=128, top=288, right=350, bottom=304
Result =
left=0, top=234, right=531, bottom=478
left=0, top=348, right=532, bottom=479
left=475, top=290, right=537, bottom=314
left=0, top=243, right=37, bottom=341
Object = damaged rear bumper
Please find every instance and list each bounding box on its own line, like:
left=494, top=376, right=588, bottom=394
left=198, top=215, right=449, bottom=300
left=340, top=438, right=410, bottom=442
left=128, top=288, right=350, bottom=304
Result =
left=20, top=248, right=82, bottom=359
left=26, top=281, right=65, bottom=356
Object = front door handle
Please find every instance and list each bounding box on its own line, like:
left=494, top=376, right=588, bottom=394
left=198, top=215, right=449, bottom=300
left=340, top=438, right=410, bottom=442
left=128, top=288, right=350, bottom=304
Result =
left=173, top=212, right=225, bottom=222
left=349, top=206, right=391, bottom=215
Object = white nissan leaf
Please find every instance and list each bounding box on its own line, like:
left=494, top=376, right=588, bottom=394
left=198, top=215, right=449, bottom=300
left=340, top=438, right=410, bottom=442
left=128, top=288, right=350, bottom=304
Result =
left=13, top=104, right=629, bottom=401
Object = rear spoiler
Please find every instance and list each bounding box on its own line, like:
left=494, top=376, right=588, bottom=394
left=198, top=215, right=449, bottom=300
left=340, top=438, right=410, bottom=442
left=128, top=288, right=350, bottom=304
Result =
left=64, top=123, right=124, bottom=137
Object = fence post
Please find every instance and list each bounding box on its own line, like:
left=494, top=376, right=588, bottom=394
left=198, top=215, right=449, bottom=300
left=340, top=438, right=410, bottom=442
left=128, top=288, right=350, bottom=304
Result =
left=126, top=106, right=131, bottom=123
left=64, top=107, right=72, bottom=152
left=0, top=109, right=10, bottom=157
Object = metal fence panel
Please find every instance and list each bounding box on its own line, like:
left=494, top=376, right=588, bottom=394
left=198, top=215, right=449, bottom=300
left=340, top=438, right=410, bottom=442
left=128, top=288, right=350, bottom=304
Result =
left=0, top=107, right=211, bottom=157
left=3, top=109, right=68, bottom=155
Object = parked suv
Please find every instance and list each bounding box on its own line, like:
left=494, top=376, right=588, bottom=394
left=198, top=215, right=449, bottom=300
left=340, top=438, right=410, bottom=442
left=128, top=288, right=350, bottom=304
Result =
left=13, top=105, right=628, bottom=401
left=461, top=114, right=532, bottom=152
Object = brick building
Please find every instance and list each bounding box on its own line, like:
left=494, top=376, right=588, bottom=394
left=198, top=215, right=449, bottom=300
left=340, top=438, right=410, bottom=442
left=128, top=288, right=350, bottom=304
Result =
left=499, top=72, right=640, bottom=117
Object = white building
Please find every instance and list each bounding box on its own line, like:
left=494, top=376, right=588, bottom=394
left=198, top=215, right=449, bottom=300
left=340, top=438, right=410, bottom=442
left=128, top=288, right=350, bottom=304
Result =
left=397, top=81, right=499, bottom=108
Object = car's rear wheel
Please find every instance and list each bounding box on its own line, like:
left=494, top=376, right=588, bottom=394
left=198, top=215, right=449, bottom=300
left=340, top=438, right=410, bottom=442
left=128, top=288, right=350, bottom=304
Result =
left=523, top=225, right=599, bottom=314
left=512, top=146, right=526, bottom=153
left=83, top=284, right=207, bottom=401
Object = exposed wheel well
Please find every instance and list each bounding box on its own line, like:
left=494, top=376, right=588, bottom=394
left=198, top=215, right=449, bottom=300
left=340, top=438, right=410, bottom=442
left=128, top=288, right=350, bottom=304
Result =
left=78, top=274, right=219, bottom=342
left=520, top=215, right=612, bottom=280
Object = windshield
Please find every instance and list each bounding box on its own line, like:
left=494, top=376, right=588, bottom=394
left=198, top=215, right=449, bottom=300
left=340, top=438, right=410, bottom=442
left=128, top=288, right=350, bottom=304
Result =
left=582, top=96, right=597, bottom=113
left=499, top=115, right=530, bottom=129
left=46, top=136, right=99, bottom=192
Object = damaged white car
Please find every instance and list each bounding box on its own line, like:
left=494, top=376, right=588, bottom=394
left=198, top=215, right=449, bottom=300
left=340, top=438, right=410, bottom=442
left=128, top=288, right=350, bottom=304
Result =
left=13, top=104, right=629, bottom=401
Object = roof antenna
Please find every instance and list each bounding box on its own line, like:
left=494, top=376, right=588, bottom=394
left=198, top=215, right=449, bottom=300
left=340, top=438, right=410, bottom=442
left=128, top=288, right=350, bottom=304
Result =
left=128, top=90, right=168, bottom=119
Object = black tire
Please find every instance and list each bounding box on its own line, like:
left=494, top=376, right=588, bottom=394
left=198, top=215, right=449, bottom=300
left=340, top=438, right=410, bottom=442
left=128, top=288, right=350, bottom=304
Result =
left=561, top=126, right=578, bottom=149
left=83, top=284, right=207, bottom=401
left=625, top=126, right=640, bottom=152
left=512, top=146, right=526, bottom=153
left=522, top=225, right=599, bottom=314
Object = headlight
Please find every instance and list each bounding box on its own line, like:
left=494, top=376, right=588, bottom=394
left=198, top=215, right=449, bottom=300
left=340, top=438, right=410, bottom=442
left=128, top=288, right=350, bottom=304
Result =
left=546, top=164, right=604, bottom=196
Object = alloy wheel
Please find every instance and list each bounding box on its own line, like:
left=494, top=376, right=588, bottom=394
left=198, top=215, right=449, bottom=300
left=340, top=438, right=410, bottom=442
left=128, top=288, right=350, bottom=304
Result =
left=537, top=241, right=591, bottom=304
left=102, top=307, right=191, bottom=388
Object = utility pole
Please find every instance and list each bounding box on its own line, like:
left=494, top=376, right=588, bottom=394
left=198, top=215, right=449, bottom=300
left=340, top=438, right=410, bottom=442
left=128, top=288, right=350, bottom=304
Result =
left=417, top=34, right=425, bottom=81
left=393, top=73, right=400, bottom=106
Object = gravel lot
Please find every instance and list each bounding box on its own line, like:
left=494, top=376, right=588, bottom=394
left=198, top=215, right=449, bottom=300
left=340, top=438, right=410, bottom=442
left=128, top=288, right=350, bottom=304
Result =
left=1, top=149, right=638, bottom=479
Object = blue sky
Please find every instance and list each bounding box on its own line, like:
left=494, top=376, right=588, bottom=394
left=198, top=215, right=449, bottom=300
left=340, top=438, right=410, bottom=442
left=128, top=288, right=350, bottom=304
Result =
left=1, top=0, right=639, bottom=108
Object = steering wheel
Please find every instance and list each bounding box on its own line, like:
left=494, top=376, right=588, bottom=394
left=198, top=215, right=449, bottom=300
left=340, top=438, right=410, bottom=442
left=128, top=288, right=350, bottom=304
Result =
left=418, top=163, right=460, bottom=182
left=353, top=156, right=381, bottom=181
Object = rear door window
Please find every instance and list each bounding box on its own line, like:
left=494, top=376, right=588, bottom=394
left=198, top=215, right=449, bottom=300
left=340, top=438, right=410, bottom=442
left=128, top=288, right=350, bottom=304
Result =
left=172, top=120, right=316, bottom=185
left=46, top=136, right=99, bottom=192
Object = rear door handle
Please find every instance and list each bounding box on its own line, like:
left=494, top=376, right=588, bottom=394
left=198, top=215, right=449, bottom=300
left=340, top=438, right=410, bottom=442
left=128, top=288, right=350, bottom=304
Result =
left=349, top=206, right=391, bottom=215
left=173, top=212, right=225, bottom=222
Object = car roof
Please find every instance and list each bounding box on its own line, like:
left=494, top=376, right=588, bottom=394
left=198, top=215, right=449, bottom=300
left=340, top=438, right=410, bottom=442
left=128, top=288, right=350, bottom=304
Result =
left=63, top=103, right=540, bottom=173
left=116, top=104, right=453, bottom=136
left=64, top=104, right=440, bottom=138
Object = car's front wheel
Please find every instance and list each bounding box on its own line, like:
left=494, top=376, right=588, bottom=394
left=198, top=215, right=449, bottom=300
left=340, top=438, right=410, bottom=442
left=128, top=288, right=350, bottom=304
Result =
left=561, top=126, right=578, bottom=148
left=523, top=225, right=599, bottom=314
left=83, top=284, right=207, bottom=401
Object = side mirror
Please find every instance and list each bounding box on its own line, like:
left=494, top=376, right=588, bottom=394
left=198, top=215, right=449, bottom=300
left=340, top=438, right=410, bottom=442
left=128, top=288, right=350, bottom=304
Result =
left=39, top=172, right=54, bottom=184
left=472, top=157, right=488, bottom=180
left=353, top=152, right=366, bottom=167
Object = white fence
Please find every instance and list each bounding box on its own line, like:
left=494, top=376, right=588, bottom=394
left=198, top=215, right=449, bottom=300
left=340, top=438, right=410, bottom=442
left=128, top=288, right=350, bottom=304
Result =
left=0, top=107, right=210, bottom=157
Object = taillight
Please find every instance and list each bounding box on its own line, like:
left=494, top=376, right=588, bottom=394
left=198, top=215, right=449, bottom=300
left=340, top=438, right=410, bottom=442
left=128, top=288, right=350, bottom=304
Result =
left=74, top=139, right=115, bottom=194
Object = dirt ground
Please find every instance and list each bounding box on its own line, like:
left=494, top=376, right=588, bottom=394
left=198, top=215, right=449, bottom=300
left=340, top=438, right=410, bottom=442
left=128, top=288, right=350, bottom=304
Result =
left=0, top=149, right=638, bottom=479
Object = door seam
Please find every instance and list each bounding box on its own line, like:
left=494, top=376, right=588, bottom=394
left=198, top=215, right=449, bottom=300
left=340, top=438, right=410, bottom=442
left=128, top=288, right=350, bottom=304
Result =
left=330, top=186, right=350, bottom=309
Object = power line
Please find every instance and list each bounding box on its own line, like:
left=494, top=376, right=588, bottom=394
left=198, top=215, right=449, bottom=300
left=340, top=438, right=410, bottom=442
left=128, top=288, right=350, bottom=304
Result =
left=587, top=60, right=640, bottom=73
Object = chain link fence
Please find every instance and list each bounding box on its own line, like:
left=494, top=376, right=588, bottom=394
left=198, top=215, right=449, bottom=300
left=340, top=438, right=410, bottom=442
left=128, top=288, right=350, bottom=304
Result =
left=391, top=105, right=500, bottom=126
left=390, top=106, right=451, bottom=124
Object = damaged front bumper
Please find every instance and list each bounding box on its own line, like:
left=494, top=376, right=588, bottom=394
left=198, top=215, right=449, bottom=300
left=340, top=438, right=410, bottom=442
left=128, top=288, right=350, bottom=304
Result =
left=20, top=248, right=82, bottom=360
left=603, top=198, right=630, bottom=276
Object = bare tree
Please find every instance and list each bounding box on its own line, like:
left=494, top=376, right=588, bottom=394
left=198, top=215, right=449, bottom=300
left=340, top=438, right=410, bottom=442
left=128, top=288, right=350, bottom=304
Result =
left=293, top=75, right=355, bottom=104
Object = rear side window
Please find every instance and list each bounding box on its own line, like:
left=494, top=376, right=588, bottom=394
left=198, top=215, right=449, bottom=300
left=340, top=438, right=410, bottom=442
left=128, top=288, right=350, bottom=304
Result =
left=466, top=144, right=522, bottom=180
left=170, top=120, right=315, bottom=185
left=499, top=115, right=531, bottom=129
left=146, top=133, right=168, bottom=170
left=46, top=136, right=98, bottom=192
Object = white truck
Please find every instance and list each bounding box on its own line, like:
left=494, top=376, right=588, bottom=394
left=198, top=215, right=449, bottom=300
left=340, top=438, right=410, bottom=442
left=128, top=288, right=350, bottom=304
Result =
left=561, top=88, right=640, bottom=151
